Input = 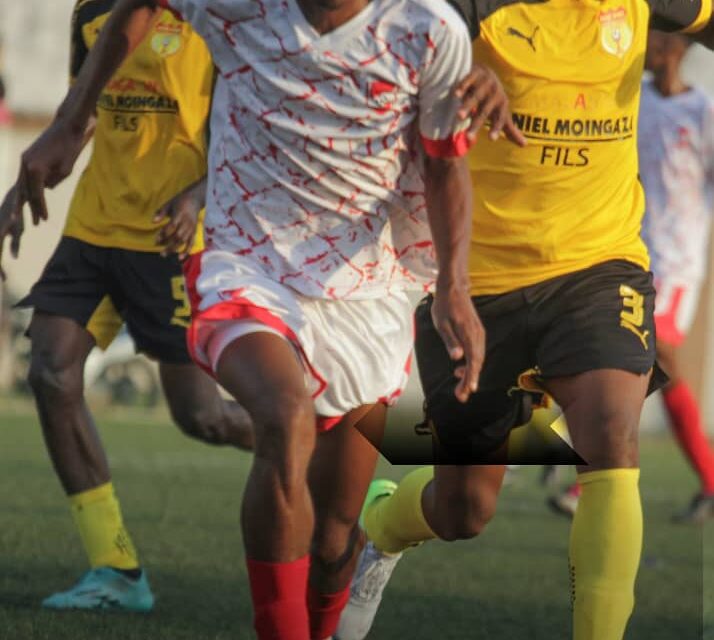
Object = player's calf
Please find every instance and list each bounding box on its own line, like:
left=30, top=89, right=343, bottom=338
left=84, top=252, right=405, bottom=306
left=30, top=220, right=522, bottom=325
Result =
left=215, top=334, right=317, bottom=640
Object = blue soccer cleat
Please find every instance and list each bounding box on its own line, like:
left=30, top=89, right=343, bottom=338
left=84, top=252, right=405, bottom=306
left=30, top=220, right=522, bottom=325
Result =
left=42, top=567, right=154, bottom=613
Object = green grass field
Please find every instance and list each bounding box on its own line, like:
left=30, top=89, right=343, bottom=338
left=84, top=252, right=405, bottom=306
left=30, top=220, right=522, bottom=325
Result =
left=0, top=398, right=712, bottom=640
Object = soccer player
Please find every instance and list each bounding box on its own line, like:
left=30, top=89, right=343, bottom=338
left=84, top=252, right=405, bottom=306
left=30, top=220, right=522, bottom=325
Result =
left=0, top=1, right=253, bottom=612
left=338, top=4, right=714, bottom=640
left=0, top=76, right=11, bottom=127
left=550, top=31, right=714, bottom=524
left=0, top=1, right=524, bottom=638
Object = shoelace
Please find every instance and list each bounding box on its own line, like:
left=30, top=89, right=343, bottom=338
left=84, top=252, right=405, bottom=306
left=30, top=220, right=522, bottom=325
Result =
left=353, top=546, right=397, bottom=600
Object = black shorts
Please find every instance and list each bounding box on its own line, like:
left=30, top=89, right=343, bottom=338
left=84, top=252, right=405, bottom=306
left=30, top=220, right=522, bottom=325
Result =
left=415, top=260, right=662, bottom=461
left=18, top=237, right=192, bottom=364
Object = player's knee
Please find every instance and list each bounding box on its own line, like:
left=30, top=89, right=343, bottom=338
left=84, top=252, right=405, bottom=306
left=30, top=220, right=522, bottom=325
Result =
left=312, top=518, right=358, bottom=571
left=252, top=391, right=316, bottom=465
left=171, top=404, right=228, bottom=446
left=435, top=486, right=499, bottom=541
left=27, top=355, right=82, bottom=403
left=575, top=406, right=640, bottom=469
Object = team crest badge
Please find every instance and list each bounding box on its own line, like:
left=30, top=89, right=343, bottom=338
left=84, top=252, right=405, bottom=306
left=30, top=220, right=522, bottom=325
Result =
left=151, top=22, right=183, bottom=57
left=599, top=7, right=633, bottom=58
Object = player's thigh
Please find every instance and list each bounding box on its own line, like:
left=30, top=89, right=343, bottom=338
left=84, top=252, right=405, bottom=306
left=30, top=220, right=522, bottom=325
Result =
left=544, top=369, right=649, bottom=471
left=653, top=280, right=697, bottom=384
left=655, top=338, right=680, bottom=383
left=110, top=249, right=193, bottom=365
left=533, top=260, right=658, bottom=469
left=653, top=279, right=699, bottom=354
left=20, top=238, right=118, bottom=380
left=415, top=294, right=533, bottom=462
left=215, top=331, right=315, bottom=455
left=159, top=360, right=222, bottom=415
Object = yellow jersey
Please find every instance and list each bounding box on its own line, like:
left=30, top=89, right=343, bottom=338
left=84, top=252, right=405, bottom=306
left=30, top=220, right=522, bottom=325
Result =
left=63, top=0, right=212, bottom=252
left=448, top=0, right=713, bottom=294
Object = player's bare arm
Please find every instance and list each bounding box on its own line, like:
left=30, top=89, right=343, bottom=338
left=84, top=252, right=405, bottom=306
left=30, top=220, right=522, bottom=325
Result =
left=154, top=176, right=207, bottom=259
left=0, top=186, right=23, bottom=281
left=424, top=155, right=484, bottom=403
left=14, top=0, right=160, bottom=227
left=0, top=115, right=96, bottom=280
left=456, top=63, right=526, bottom=146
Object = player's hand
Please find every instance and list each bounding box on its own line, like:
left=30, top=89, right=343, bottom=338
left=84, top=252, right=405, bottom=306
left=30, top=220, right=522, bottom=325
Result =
left=16, top=118, right=86, bottom=226
left=455, top=63, right=526, bottom=147
left=0, top=185, right=25, bottom=281
left=154, top=177, right=207, bottom=260
left=432, top=282, right=485, bottom=403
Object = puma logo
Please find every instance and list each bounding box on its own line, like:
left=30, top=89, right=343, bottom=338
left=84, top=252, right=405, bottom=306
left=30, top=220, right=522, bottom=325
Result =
left=507, top=26, right=540, bottom=52
left=621, top=319, right=650, bottom=350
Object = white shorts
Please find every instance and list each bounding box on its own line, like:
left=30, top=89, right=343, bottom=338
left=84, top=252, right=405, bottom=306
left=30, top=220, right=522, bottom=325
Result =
left=183, top=251, right=414, bottom=430
left=654, top=278, right=701, bottom=347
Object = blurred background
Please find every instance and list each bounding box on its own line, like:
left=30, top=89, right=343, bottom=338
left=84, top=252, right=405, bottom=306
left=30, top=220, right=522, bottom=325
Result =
left=0, top=5, right=713, bottom=639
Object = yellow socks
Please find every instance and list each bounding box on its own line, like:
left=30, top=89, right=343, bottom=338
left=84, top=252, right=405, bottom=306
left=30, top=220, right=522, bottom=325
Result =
left=69, top=482, right=140, bottom=570
left=365, top=467, right=437, bottom=555
left=570, top=469, right=642, bottom=640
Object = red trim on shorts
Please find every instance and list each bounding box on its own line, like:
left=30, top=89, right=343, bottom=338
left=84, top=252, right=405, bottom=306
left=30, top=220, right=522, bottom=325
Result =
left=182, top=254, right=344, bottom=431
left=654, top=286, right=686, bottom=347
left=317, top=416, right=344, bottom=432
left=183, top=252, right=203, bottom=310
left=421, top=131, right=471, bottom=158
left=377, top=351, right=413, bottom=406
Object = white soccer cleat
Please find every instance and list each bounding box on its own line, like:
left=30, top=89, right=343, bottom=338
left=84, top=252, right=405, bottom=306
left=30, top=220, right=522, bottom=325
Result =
left=336, top=541, right=402, bottom=640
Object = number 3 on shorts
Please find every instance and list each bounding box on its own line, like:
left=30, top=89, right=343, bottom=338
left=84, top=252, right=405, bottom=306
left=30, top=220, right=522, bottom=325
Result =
left=619, top=284, right=649, bottom=350
left=170, top=276, right=192, bottom=329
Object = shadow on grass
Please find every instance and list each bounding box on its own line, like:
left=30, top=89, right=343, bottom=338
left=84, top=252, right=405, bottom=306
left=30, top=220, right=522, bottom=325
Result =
left=0, top=557, right=255, bottom=640
left=371, top=587, right=703, bottom=640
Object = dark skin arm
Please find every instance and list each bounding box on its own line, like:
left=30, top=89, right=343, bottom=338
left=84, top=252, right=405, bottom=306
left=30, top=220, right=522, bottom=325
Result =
left=154, top=176, right=207, bottom=259
left=423, top=155, right=485, bottom=402
left=456, top=63, right=526, bottom=147
left=11, top=0, right=160, bottom=227
left=0, top=117, right=96, bottom=280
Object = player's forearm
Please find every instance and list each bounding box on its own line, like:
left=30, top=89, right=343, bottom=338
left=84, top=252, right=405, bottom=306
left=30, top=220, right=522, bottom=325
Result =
left=423, top=156, right=473, bottom=291
left=56, top=0, right=159, bottom=133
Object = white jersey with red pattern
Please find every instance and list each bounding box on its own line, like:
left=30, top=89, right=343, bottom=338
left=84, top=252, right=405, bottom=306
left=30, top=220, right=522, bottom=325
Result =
left=159, top=0, right=472, bottom=300
left=639, top=79, right=714, bottom=289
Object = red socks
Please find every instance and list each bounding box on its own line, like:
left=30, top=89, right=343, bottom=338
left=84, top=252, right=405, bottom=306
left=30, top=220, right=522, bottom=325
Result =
left=247, top=556, right=311, bottom=640
left=663, top=381, right=714, bottom=495
left=307, top=584, right=351, bottom=640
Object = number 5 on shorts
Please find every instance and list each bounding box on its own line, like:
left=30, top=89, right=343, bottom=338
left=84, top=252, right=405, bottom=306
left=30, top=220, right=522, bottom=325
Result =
left=171, top=276, right=191, bottom=329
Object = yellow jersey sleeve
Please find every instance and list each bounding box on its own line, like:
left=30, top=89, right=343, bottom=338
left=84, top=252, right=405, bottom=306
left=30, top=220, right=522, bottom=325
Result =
left=648, top=0, right=713, bottom=33
left=63, top=4, right=211, bottom=253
